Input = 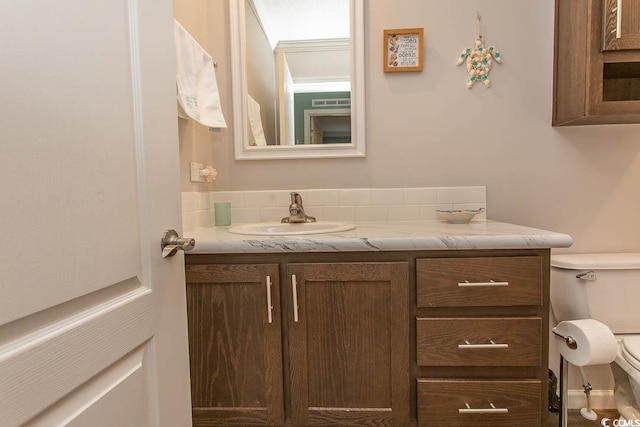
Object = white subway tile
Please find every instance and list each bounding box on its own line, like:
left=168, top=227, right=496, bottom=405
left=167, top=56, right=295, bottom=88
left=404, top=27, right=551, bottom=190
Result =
left=213, top=191, right=245, bottom=207
left=388, top=205, right=421, bottom=221
left=205, top=209, right=215, bottom=227
left=404, top=188, right=438, bottom=204
left=274, top=190, right=298, bottom=207
left=259, top=207, right=288, bottom=222
left=230, top=208, right=261, bottom=224
left=355, top=206, right=388, bottom=221
left=206, top=191, right=216, bottom=209
left=244, top=191, right=279, bottom=208
left=181, top=192, right=199, bottom=213
left=339, top=189, right=372, bottom=206
left=323, top=206, right=356, bottom=222
left=196, top=192, right=211, bottom=211
left=195, top=209, right=214, bottom=228
left=182, top=211, right=197, bottom=231
left=371, top=188, right=404, bottom=205
left=306, top=206, right=324, bottom=221
left=305, top=189, right=340, bottom=206
left=303, top=205, right=323, bottom=214
left=208, top=187, right=489, bottom=224
left=437, top=186, right=486, bottom=204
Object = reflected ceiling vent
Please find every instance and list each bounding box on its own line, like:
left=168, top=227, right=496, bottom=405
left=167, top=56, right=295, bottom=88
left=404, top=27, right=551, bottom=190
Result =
left=312, top=98, right=351, bottom=107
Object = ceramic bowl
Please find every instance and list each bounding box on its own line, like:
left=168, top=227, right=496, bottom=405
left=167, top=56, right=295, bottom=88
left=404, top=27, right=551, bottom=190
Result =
left=435, top=208, right=485, bottom=224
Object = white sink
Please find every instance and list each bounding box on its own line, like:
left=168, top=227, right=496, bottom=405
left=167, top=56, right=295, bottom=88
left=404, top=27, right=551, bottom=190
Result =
left=228, top=221, right=356, bottom=236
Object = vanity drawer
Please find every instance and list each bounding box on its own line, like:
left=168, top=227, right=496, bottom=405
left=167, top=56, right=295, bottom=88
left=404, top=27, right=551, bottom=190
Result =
left=416, top=317, right=541, bottom=366
left=416, top=256, right=542, bottom=307
left=417, top=379, right=541, bottom=427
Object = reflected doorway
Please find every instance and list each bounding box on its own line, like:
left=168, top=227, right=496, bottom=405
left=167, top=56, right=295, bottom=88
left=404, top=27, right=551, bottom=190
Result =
left=303, top=108, right=351, bottom=144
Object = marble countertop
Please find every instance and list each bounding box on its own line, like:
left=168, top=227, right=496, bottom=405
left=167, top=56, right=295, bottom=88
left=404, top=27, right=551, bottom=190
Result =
left=187, top=220, right=573, bottom=254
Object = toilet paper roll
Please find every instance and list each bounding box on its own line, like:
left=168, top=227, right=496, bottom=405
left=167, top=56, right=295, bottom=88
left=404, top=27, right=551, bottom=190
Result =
left=553, top=319, right=618, bottom=366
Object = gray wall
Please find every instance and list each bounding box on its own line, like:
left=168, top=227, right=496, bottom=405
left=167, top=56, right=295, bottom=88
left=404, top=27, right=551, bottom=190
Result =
left=176, top=0, right=640, bottom=255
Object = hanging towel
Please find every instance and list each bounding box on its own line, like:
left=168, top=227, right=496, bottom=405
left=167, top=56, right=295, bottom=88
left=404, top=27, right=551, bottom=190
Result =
left=247, top=95, right=267, bottom=146
left=173, top=19, right=227, bottom=129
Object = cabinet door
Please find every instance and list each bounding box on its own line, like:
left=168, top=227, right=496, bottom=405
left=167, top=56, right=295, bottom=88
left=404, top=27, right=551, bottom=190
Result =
left=603, top=0, right=640, bottom=50
left=287, top=262, right=410, bottom=427
left=186, top=264, right=284, bottom=426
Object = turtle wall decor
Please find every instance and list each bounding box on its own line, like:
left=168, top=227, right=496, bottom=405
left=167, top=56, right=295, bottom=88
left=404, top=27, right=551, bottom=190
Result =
left=456, top=14, right=502, bottom=89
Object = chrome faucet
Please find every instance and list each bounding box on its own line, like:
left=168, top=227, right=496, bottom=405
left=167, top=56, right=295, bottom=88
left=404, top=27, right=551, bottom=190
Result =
left=281, top=192, right=316, bottom=223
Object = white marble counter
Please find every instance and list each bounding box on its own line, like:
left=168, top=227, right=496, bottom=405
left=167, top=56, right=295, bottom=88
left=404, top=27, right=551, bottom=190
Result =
left=187, top=220, right=573, bottom=254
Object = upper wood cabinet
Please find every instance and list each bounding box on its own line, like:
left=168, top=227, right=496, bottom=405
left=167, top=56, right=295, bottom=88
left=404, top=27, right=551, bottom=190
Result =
left=553, top=0, right=640, bottom=125
left=603, top=0, right=640, bottom=50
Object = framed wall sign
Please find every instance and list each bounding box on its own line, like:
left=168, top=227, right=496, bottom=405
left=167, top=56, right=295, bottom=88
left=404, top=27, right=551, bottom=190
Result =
left=383, top=28, right=424, bottom=72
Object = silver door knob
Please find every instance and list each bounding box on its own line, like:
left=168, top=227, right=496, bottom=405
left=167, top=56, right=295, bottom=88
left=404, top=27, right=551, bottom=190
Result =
left=161, top=229, right=195, bottom=258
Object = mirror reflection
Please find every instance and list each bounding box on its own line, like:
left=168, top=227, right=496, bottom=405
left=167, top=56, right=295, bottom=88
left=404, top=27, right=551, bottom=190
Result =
left=231, top=0, right=365, bottom=159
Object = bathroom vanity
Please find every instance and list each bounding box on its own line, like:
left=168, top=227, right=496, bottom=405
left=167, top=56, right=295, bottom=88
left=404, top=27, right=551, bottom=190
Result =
left=185, top=221, right=572, bottom=427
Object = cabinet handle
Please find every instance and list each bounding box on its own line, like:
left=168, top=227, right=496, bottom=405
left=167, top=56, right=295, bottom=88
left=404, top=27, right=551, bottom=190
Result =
left=615, top=0, right=622, bottom=38
left=458, top=340, right=509, bottom=349
left=266, top=275, right=273, bottom=324
left=459, top=402, right=508, bottom=414
left=292, top=274, right=299, bottom=323
left=458, top=280, right=509, bottom=287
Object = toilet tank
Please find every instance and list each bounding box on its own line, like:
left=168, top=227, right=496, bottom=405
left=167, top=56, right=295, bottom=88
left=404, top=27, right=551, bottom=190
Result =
left=550, top=253, right=640, bottom=334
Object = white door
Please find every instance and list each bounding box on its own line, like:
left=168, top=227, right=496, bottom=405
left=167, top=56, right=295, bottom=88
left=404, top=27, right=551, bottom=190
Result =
left=0, top=0, right=192, bottom=426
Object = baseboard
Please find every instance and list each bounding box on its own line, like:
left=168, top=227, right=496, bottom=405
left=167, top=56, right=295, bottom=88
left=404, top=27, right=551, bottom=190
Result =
left=568, top=389, right=615, bottom=410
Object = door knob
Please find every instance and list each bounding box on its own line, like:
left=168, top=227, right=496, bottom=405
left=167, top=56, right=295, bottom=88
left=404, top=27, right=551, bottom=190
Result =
left=161, top=229, right=195, bottom=258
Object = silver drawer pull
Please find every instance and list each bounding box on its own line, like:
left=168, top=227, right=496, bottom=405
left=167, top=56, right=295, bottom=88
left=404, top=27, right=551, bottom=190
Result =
left=458, top=339, right=509, bottom=349
left=616, top=0, right=622, bottom=39
left=292, top=274, right=299, bottom=323
left=459, top=402, right=508, bottom=414
left=266, top=276, right=273, bottom=324
left=458, top=280, right=509, bottom=287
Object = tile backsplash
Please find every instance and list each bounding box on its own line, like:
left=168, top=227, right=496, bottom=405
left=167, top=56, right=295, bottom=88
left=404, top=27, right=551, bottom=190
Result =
left=182, top=186, right=486, bottom=231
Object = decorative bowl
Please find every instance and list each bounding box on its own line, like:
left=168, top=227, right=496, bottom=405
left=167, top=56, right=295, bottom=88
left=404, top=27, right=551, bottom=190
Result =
left=436, top=208, right=485, bottom=224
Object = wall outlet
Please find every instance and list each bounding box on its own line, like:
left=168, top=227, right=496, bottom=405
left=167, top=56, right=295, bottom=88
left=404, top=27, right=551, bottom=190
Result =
left=190, top=162, right=218, bottom=183
left=190, top=162, right=206, bottom=182
left=189, top=162, right=218, bottom=182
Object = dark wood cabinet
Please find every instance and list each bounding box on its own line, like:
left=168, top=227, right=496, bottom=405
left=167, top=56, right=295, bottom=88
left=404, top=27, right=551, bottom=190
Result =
left=415, top=252, right=549, bottom=427
left=416, top=317, right=542, bottom=367
left=603, top=0, right=640, bottom=51
left=416, top=256, right=542, bottom=307
left=417, top=379, right=541, bottom=427
left=186, top=249, right=550, bottom=427
left=186, top=258, right=409, bottom=427
left=554, top=0, right=640, bottom=125
left=287, top=262, right=409, bottom=426
left=185, top=263, right=284, bottom=426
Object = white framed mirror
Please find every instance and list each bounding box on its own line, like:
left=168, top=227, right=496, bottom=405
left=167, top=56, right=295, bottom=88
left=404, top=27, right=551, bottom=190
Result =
left=229, top=0, right=365, bottom=160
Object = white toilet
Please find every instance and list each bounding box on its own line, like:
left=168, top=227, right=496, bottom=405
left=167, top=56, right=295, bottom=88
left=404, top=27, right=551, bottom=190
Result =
left=550, top=253, right=640, bottom=422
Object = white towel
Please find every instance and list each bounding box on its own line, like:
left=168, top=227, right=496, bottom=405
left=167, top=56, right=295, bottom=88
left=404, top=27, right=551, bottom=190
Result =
left=173, top=19, right=227, bottom=128
left=247, top=95, right=267, bottom=146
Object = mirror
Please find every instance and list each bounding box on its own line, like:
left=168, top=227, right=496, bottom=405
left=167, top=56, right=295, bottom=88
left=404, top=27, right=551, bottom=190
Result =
left=230, top=0, right=365, bottom=159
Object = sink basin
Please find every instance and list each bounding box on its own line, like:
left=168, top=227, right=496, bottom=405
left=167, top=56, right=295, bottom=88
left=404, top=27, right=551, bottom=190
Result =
left=228, top=221, right=356, bottom=236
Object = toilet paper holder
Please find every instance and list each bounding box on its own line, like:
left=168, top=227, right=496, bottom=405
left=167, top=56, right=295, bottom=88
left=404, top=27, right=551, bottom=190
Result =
left=552, top=328, right=578, bottom=350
